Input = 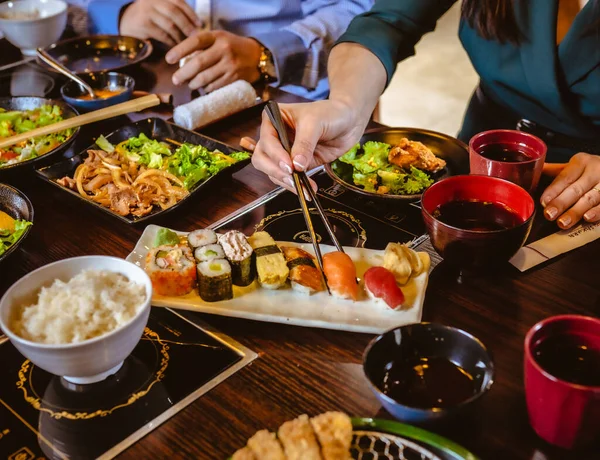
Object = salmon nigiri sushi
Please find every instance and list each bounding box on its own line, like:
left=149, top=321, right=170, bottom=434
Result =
left=323, top=251, right=358, bottom=300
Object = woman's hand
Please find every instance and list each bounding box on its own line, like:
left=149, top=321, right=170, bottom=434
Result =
left=251, top=100, right=369, bottom=193
left=541, top=153, right=600, bottom=229
left=166, top=30, right=262, bottom=92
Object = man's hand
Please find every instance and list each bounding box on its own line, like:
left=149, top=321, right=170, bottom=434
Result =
left=120, top=0, right=200, bottom=47
left=166, top=30, right=262, bottom=93
left=541, top=153, right=600, bottom=229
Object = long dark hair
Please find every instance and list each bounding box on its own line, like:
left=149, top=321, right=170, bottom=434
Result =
left=462, top=0, right=598, bottom=44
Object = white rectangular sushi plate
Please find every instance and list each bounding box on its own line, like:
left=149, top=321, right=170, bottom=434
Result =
left=127, top=225, right=429, bottom=334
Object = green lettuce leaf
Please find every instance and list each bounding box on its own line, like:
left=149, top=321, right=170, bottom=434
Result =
left=0, top=219, right=32, bottom=256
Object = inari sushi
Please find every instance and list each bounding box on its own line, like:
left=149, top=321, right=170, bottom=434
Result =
left=281, top=246, right=325, bottom=294
left=188, top=229, right=217, bottom=249
left=194, top=244, right=225, bottom=263
left=322, top=251, right=358, bottom=301
left=146, top=245, right=196, bottom=296
left=219, top=230, right=254, bottom=286
left=248, top=231, right=289, bottom=289
left=364, top=266, right=405, bottom=309
left=197, top=259, right=233, bottom=302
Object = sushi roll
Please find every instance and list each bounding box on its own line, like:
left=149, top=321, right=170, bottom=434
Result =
left=145, top=245, right=196, bottom=296
left=248, top=231, right=289, bottom=290
left=281, top=246, right=325, bottom=294
left=322, top=251, right=358, bottom=301
left=194, top=244, right=225, bottom=263
left=197, top=259, right=233, bottom=302
left=364, top=266, right=405, bottom=309
left=188, top=229, right=217, bottom=249
left=219, top=230, right=255, bottom=286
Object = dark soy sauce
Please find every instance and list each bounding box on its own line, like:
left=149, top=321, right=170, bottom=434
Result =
left=478, top=143, right=533, bottom=162
left=381, top=357, right=477, bottom=408
left=534, top=334, right=600, bottom=386
left=433, top=200, right=523, bottom=231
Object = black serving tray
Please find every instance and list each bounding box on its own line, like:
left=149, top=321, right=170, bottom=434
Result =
left=35, top=117, right=251, bottom=224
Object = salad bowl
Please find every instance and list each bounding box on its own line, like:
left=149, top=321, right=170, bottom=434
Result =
left=0, top=183, right=33, bottom=264
left=325, top=127, right=469, bottom=202
left=0, top=96, right=79, bottom=176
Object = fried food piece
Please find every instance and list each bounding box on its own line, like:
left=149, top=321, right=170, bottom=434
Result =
left=388, top=138, right=446, bottom=173
left=231, top=447, right=257, bottom=460
left=310, top=412, right=353, bottom=460
left=383, top=242, right=430, bottom=285
left=278, top=414, right=323, bottom=460
left=247, top=430, right=286, bottom=460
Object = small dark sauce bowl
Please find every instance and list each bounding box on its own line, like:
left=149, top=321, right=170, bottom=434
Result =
left=363, top=323, right=494, bottom=424
left=421, top=174, right=535, bottom=271
left=61, top=72, right=134, bottom=112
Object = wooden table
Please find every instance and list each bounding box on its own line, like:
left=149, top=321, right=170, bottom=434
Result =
left=1, top=42, right=599, bottom=460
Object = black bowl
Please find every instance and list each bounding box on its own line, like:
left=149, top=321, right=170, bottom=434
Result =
left=324, top=127, right=469, bottom=202
left=363, top=323, right=494, bottom=424
left=0, top=183, right=33, bottom=264
left=43, top=35, right=153, bottom=74
left=0, top=97, right=79, bottom=176
left=61, top=72, right=135, bottom=112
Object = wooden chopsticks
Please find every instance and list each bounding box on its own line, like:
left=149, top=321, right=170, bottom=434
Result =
left=0, top=94, right=161, bottom=150
left=264, top=101, right=344, bottom=293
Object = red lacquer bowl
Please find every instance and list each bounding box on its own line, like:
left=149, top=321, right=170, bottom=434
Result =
left=421, top=175, right=535, bottom=270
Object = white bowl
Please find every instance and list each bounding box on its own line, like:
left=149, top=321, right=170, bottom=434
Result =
left=0, top=0, right=67, bottom=56
left=0, top=256, right=152, bottom=384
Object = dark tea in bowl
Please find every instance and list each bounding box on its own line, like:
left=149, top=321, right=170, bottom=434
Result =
left=525, top=315, right=600, bottom=449
left=469, top=130, right=547, bottom=193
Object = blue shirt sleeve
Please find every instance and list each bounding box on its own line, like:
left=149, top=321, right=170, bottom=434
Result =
left=87, top=0, right=133, bottom=34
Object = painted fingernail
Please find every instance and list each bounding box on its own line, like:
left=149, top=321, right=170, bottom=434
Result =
left=172, top=76, right=180, bottom=86
left=584, top=211, right=595, bottom=221
left=293, top=155, right=307, bottom=171
left=283, top=176, right=294, bottom=188
left=558, top=215, right=572, bottom=227
left=540, top=197, right=549, bottom=207
left=545, top=207, right=558, bottom=220
left=279, top=161, right=292, bottom=175
left=303, top=188, right=312, bottom=202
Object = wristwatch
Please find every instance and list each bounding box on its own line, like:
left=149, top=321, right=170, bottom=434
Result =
left=257, top=45, right=277, bottom=82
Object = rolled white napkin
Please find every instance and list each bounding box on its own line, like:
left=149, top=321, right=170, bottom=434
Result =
left=173, top=80, right=258, bottom=130
left=510, top=221, right=600, bottom=271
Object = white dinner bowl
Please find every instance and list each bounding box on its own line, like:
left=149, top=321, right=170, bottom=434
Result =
left=0, top=256, right=152, bottom=384
left=0, top=0, right=67, bottom=56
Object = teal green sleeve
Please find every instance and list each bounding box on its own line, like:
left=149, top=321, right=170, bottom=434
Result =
left=336, top=0, right=458, bottom=85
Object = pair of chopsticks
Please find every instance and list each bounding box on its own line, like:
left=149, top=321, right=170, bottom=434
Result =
left=264, top=101, right=343, bottom=294
left=0, top=94, right=161, bottom=150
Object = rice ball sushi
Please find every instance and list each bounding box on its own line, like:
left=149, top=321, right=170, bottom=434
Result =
left=146, top=245, right=196, bottom=296
left=188, top=229, right=217, bottom=249
left=219, top=230, right=255, bottom=286
left=281, top=246, right=325, bottom=294
left=364, top=266, right=405, bottom=309
left=322, top=251, right=358, bottom=301
left=197, top=258, right=233, bottom=302
left=248, top=231, right=289, bottom=290
left=194, top=244, right=225, bottom=263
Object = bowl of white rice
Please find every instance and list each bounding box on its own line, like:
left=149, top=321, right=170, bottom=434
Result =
left=0, top=256, right=152, bottom=384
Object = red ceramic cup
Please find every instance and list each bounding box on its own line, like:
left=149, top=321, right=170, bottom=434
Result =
left=469, top=130, right=547, bottom=193
left=524, top=315, right=600, bottom=449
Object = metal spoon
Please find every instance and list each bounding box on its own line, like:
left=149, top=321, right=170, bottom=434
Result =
left=36, top=48, right=97, bottom=99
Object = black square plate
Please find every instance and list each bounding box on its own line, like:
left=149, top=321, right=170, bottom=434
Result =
left=35, top=117, right=251, bottom=224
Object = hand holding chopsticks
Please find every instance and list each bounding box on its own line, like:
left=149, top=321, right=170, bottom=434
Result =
left=264, top=101, right=345, bottom=293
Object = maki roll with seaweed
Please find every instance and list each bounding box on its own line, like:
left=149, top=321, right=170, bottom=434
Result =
left=197, top=258, right=233, bottom=302
left=248, top=231, right=289, bottom=290
left=194, top=244, right=225, bottom=263
left=281, top=246, right=325, bottom=294
left=188, top=229, right=217, bottom=249
left=219, top=230, right=254, bottom=286
left=145, top=245, right=197, bottom=296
